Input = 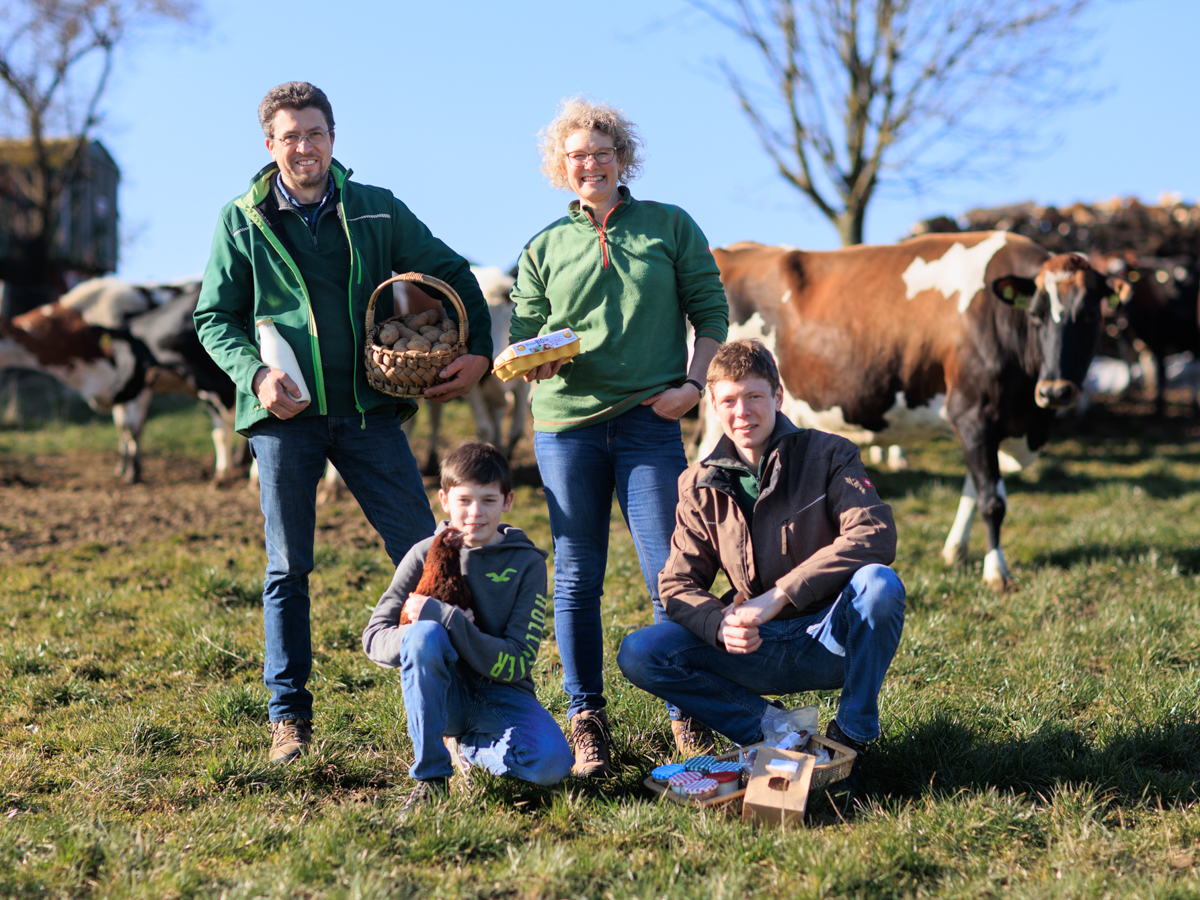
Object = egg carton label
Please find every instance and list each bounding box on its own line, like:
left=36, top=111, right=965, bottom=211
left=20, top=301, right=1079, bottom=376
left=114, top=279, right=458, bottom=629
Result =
left=508, top=329, right=577, bottom=357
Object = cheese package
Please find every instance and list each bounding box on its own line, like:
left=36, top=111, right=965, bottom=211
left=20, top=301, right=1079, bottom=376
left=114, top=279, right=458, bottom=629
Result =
left=493, top=328, right=581, bottom=382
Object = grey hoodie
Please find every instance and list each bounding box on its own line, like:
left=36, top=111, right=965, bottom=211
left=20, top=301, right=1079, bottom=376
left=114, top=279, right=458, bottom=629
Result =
left=362, top=522, right=550, bottom=697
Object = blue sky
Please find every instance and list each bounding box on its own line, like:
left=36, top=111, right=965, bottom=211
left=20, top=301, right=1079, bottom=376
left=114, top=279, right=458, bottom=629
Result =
left=97, top=0, right=1199, bottom=283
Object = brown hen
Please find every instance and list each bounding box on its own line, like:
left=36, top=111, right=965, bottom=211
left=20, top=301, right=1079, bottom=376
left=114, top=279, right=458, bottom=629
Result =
left=399, top=527, right=473, bottom=624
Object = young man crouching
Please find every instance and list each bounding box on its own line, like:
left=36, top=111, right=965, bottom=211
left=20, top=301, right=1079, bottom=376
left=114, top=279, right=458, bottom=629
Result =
left=363, top=442, right=572, bottom=811
left=618, top=340, right=905, bottom=798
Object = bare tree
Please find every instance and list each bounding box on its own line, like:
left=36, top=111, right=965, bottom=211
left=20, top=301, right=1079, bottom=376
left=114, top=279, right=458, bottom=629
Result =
left=692, top=0, right=1095, bottom=245
left=0, top=0, right=193, bottom=316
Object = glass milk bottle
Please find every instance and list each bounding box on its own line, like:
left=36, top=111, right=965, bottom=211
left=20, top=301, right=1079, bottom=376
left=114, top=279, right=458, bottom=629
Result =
left=255, top=317, right=311, bottom=403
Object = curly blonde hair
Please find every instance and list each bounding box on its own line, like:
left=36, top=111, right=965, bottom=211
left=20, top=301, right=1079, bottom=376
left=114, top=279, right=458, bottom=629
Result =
left=538, top=97, right=644, bottom=190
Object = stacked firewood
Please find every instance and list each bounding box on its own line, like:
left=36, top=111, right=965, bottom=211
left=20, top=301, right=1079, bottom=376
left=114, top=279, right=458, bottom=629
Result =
left=910, top=195, right=1200, bottom=258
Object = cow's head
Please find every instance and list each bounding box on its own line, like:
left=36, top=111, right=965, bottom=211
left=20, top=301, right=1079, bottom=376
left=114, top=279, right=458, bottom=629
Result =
left=994, top=255, right=1131, bottom=409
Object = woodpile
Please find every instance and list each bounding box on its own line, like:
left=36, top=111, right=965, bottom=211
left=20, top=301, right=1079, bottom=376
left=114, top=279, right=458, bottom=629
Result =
left=910, top=195, right=1200, bottom=258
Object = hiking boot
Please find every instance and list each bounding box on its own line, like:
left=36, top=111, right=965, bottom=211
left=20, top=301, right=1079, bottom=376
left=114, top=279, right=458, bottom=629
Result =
left=825, top=718, right=868, bottom=803
left=569, top=709, right=614, bottom=778
left=443, top=736, right=474, bottom=789
left=400, top=777, right=447, bottom=817
left=671, top=717, right=716, bottom=757
left=268, top=718, right=312, bottom=763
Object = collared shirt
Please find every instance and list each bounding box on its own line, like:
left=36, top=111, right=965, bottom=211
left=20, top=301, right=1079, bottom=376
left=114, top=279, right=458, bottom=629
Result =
left=706, top=417, right=795, bottom=525
left=275, top=172, right=334, bottom=233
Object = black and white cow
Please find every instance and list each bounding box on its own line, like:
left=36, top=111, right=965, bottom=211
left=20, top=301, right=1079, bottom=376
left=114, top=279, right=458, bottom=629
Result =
left=0, top=280, right=238, bottom=484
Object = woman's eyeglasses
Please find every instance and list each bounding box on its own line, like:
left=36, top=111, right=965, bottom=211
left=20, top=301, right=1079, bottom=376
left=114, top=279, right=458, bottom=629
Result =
left=566, top=148, right=615, bottom=166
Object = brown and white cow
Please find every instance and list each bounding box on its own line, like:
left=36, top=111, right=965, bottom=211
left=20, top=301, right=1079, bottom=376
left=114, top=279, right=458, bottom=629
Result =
left=0, top=281, right=239, bottom=485
left=707, top=232, right=1129, bottom=591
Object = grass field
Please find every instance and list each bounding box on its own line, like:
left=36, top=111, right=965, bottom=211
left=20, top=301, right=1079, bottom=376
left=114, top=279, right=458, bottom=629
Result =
left=1, top=397, right=1199, bottom=899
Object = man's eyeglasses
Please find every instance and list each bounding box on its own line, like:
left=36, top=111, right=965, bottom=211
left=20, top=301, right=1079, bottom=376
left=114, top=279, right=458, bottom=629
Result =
left=276, top=129, right=331, bottom=147
left=566, top=148, right=615, bottom=166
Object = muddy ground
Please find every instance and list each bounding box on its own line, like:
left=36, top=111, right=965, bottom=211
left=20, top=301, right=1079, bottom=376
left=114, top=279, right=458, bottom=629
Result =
left=1, top=449, right=280, bottom=559
left=1, top=396, right=1194, bottom=564
left=0, top=422, right=549, bottom=562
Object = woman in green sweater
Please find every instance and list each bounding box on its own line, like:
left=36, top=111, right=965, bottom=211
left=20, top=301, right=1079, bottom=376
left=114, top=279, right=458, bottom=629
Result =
left=509, top=98, right=729, bottom=776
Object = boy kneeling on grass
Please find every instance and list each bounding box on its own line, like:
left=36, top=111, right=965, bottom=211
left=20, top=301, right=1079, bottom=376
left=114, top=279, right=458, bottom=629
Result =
left=363, top=441, right=572, bottom=810
left=617, top=340, right=906, bottom=802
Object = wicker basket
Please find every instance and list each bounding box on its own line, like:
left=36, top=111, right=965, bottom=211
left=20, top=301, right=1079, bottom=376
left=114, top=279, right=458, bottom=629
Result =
left=363, top=272, right=469, bottom=398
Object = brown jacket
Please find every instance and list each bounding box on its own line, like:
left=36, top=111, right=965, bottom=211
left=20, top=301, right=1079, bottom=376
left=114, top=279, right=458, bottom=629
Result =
left=660, top=416, right=897, bottom=648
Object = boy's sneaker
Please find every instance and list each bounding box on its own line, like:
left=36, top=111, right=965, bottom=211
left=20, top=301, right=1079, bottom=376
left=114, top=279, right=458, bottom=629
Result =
left=443, top=736, right=474, bottom=789
left=400, top=777, right=447, bottom=817
left=671, top=717, right=716, bottom=757
left=570, top=709, right=614, bottom=778
left=825, top=719, right=868, bottom=803
left=268, top=718, right=312, bottom=763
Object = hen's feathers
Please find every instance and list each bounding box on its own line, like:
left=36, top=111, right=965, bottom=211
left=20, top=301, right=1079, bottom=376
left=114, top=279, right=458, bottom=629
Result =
left=399, top=527, right=473, bottom=625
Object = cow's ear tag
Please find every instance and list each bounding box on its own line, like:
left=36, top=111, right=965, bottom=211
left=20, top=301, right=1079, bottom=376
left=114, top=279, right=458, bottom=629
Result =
left=1108, top=276, right=1132, bottom=305
left=99, top=333, right=113, bottom=355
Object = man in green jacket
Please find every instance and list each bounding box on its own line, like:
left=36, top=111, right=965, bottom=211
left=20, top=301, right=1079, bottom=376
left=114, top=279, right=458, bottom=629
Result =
left=195, top=82, right=491, bottom=763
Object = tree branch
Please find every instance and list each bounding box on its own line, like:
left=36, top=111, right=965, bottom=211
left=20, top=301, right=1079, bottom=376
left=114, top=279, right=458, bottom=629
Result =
left=693, top=0, right=1098, bottom=244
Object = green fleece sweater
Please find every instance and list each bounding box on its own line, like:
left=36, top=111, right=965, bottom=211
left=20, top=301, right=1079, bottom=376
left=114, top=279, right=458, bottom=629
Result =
left=509, top=187, right=728, bottom=431
left=195, top=159, right=491, bottom=434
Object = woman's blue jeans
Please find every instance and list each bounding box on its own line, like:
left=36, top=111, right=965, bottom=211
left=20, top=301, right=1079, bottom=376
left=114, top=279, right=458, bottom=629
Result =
left=534, top=404, right=688, bottom=721
left=617, top=565, right=906, bottom=745
left=248, top=413, right=435, bottom=722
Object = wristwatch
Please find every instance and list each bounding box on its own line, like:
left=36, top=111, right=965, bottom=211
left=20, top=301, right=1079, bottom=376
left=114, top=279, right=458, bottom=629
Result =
left=685, top=378, right=705, bottom=396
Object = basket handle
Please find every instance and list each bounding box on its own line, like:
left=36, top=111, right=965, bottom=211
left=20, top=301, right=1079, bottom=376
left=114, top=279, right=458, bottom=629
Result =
left=365, top=272, right=469, bottom=349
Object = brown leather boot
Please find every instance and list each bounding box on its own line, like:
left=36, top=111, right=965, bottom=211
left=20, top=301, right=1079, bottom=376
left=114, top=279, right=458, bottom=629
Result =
left=268, top=718, right=312, bottom=763
left=569, top=709, right=614, bottom=778
left=670, top=717, right=716, bottom=757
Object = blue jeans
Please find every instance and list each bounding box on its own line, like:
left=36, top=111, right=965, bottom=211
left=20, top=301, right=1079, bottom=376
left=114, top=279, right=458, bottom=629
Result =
left=617, top=565, right=906, bottom=745
left=534, top=404, right=688, bottom=721
left=249, top=413, right=435, bottom=722
left=400, top=621, right=574, bottom=785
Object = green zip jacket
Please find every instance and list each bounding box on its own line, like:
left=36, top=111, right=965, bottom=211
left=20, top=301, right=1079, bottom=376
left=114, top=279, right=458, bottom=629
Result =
left=509, top=187, right=729, bottom=431
left=195, top=159, right=492, bottom=434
